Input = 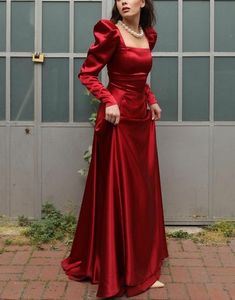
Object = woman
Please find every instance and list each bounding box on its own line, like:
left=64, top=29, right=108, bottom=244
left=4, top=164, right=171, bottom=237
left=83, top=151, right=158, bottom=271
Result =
left=61, top=0, right=169, bottom=298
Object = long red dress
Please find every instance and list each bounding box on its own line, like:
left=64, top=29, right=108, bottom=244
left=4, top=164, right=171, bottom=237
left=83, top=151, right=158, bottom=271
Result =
left=61, top=19, right=169, bottom=298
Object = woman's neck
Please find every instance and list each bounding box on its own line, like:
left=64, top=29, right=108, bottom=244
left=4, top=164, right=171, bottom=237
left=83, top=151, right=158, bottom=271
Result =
left=122, top=15, right=140, bottom=32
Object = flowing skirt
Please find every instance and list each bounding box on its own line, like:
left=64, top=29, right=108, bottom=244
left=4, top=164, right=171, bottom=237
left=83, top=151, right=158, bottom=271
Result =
left=61, top=107, right=169, bottom=298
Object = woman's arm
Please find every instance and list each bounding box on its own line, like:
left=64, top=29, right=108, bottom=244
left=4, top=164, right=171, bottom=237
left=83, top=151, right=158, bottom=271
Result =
left=145, top=27, right=160, bottom=107
left=145, top=83, right=159, bottom=105
left=78, top=19, right=119, bottom=107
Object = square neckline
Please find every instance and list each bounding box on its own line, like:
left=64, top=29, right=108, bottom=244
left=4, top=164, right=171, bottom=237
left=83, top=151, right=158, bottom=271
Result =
left=114, top=23, right=150, bottom=50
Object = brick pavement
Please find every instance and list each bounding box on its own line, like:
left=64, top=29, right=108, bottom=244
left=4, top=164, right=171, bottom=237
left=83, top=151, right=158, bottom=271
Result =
left=0, top=237, right=234, bottom=300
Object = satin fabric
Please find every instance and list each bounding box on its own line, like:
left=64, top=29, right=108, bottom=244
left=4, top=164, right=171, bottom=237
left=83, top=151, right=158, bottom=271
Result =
left=61, top=19, right=169, bottom=298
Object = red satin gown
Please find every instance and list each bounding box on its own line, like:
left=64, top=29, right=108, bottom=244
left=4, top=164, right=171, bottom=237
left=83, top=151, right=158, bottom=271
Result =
left=61, top=19, right=169, bottom=298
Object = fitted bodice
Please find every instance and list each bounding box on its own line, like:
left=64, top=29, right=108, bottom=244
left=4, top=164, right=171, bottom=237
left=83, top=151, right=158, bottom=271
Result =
left=108, top=49, right=152, bottom=93
left=107, top=24, right=153, bottom=99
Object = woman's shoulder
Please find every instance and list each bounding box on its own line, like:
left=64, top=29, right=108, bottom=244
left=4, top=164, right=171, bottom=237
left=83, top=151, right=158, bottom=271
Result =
left=144, top=26, right=157, bottom=50
left=94, top=19, right=118, bottom=34
left=92, top=19, right=120, bottom=47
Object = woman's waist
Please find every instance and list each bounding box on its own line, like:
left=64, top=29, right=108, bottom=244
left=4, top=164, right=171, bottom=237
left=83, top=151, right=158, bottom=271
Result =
left=107, top=72, right=148, bottom=93
left=107, top=83, right=146, bottom=103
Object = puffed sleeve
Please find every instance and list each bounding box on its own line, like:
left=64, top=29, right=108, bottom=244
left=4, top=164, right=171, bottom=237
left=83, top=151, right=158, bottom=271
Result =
left=144, top=26, right=159, bottom=106
left=78, top=19, right=120, bottom=107
left=145, top=26, right=157, bottom=51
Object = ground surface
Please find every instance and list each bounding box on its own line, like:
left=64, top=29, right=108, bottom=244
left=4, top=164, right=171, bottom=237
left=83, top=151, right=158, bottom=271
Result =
left=0, top=234, right=234, bottom=300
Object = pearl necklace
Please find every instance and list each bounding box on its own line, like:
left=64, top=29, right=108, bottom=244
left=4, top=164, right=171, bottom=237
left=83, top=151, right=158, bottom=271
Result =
left=118, top=20, right=144, bottom=38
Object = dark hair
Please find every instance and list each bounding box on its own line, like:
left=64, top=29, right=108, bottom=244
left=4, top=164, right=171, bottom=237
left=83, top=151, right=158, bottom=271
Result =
left=110, top=0, right=156, bottom=28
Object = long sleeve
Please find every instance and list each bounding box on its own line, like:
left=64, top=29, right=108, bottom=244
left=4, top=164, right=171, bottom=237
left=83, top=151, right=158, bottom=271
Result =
left=145, top=26, right=159, bottom=106
left=78, top=19, right=120, bottom=107
left=145, top=83, right=159, bottom=105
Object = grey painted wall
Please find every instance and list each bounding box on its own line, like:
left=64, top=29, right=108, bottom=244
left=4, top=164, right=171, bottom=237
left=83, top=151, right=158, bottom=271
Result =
left=0, top=0, right=235, bottom=223
left=0, top=124, right=234, bottom=223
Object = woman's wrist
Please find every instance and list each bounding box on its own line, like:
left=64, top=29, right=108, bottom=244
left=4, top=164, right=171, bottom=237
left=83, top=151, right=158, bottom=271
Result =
left=105, top=102, right=118, bottom=108
left=150, top=101, right=159, bottom=106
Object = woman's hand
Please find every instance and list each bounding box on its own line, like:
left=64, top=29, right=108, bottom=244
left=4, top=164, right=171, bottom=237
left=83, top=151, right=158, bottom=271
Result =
left=105, top=104, right=120, bottom=125
left=150, top=103, right=162, bottom=121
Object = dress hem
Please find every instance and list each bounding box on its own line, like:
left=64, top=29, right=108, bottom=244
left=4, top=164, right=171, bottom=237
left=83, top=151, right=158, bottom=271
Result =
left=106, top=253, right=168, bottom=298
left=61, top=252, right=168, bottom=299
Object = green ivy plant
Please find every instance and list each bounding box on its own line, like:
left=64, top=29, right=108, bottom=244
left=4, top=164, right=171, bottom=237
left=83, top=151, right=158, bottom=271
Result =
left=78, top=89, right=99, bottom=177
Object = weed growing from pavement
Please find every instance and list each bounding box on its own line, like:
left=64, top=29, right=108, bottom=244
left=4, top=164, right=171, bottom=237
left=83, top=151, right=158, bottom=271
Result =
left=4, top=239, right=13, bottom=245
left=0, top=206, right=234, bottom=247
left=167, top=220, right=235, bottom=244
left=167, top=230, right=192, bottom=239
left=18, top=215, right=32, bottom=227
left=19, top=202, right=77, bottom=246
